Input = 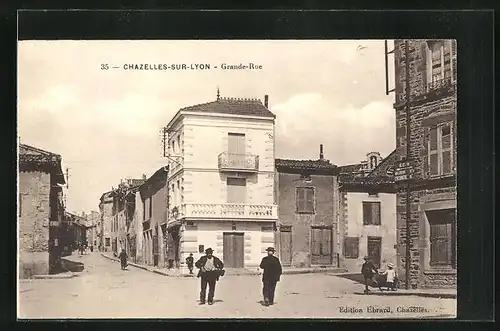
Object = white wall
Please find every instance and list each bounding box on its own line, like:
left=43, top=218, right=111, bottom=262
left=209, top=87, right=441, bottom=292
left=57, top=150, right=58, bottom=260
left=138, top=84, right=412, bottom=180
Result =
left=344, top=192, right=397, bottom=272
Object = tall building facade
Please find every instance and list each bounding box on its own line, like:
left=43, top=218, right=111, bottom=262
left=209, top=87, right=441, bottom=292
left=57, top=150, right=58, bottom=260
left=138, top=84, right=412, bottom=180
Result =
left=391, top=39, right=457, bottom=288
left=165, top=95, right=278, bottom=271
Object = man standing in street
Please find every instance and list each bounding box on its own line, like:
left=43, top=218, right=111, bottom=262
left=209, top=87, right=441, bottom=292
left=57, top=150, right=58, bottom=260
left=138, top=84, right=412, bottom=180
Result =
left=259, top=247, right=282, bottom=306
left=195, top=248, right=224, bottom=305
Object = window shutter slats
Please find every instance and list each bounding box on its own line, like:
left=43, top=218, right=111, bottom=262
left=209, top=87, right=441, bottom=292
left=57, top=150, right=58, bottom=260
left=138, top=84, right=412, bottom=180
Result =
left=430, top=127, right=438, bottom=151
left=373, top=203, right=381, bottom=225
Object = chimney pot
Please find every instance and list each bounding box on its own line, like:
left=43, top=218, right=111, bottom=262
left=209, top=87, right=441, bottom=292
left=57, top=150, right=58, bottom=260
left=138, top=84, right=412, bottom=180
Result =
left=264, top=95, right=269, bottom=108
left=319, top=144, right=324, bottom=160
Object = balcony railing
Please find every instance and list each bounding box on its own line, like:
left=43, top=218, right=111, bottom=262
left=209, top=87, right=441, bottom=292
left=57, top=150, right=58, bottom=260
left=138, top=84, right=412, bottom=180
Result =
left=176, top=203, right=278, bottom=220
left=428, top=77, right=453, bottom=91
left=218, top=152, right=259, bottom=172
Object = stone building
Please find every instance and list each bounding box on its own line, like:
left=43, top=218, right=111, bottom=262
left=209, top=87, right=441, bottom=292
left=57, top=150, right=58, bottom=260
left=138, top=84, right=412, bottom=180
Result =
left=338, top=149, right=399, bottom=273
left=98, top=191, right=113, bottom=252
left=165, top=95, right=278, bottom=272
left=18, top=144, right=66, bottom=278
left=139, top=167, right=169, bottom=267
left=391, top=39, right=457, bottom=288
left=275, top=145, right=340, bottom=268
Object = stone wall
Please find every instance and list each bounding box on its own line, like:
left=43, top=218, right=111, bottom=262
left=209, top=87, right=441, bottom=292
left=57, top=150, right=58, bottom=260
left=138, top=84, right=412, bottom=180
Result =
left=18, top=171, right=51, bottom=278
left=393, top=39, right=457, bottom=289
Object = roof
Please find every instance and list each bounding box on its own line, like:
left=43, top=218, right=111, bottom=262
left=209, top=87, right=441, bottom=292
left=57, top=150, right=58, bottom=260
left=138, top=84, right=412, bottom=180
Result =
left=338, top=163, right=364, bottom=174
left=179, top=97, right=276, bottom=119
left=19, top=144, right=66, bottom=185
left=276, top=158, right=339, bottom=175
left=140, top=166, right=169, bottom=199
left=339, top=148, right=402, bottom=191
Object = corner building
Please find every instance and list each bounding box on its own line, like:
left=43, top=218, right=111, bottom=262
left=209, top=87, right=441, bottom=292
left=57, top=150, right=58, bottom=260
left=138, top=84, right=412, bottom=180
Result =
left=392, top=39, right=457, bottom=288
left=165, top=96, right=278, bottom=271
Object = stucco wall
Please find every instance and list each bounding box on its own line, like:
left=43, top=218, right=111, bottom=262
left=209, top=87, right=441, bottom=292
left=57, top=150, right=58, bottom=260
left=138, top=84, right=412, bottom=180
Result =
left=343, top=192, right=397, bottom=273
left=18, top=171, right=51, bottom=278
left=277, top=172, right=337, bottom=267
left=179, top=221, right=271, bottom=271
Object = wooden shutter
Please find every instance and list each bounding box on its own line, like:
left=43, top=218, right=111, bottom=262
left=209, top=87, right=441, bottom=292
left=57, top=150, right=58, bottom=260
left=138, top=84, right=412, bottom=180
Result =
left=430, top=223, right=452, bottom=265
left=422, top=128, right=430, bottom=178
left=305, top=188, right=314, bottom=213
left=363, top=202, right=372, bottom=225
left=429, top=126, right=439, bottom=176
left=296, top=188, right=306, bottom=213
left=441, top=123, right=452, bottom=175
left=372, top=202, right=381, bottom=225
left=227, top=178, right=246, bottom=203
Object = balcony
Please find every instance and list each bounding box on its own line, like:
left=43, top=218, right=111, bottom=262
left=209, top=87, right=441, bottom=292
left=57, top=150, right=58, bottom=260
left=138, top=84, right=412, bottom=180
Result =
left=177, top=203, right=278, bottom=220
left=428, top=77, right=454, bottom=92
left=218, top=152, right=259, bottom=172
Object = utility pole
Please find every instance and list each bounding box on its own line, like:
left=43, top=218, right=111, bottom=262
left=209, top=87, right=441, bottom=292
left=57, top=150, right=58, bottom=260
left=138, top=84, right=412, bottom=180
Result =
left=404, top=40, right=412, bottom=290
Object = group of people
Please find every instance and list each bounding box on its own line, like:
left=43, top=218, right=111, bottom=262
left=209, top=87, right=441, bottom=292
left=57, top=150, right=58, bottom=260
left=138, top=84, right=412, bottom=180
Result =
left=361, top=256, right=398, bottom=293
left=77, top=241, right=91, bottom=255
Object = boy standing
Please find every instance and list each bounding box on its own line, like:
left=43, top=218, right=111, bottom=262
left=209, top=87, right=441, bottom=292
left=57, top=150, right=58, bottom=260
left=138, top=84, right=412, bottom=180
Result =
left=361, top=256, right=378, bottom=294
left=186, top=253, right=194, bottom=274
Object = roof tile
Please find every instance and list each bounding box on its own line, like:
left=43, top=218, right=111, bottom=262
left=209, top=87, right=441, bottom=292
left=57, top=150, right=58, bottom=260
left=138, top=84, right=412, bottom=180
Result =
left=180, top=97, right=275, bottom=118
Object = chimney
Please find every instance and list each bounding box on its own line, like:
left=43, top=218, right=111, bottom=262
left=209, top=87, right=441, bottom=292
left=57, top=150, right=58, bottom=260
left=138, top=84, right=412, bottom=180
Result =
left=319, top=144, right=324, bottom=160
left=264, top=95, right=269, bottom=108
left=142, top=174, right=147, bottom=180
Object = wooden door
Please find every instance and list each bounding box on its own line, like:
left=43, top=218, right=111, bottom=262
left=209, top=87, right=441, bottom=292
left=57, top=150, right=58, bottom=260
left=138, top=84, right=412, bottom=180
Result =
left=279, top=226, right=292, bottom=266
left=311, top=227, right=333, bottom=265
left=223, top=232, right=245, bottom=268
left=367, top=236, right=382, bottom=269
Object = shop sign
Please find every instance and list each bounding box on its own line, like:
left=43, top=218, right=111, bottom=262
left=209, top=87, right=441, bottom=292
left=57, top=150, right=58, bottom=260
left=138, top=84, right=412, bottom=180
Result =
left=394, top=160, right=415, bottom=182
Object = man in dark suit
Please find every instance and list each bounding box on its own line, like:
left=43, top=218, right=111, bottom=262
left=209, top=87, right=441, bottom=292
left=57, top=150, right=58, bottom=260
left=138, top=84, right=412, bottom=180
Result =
left=259, top=247, right=282, bottom=306
left=195, top=248, right=224, bottom=305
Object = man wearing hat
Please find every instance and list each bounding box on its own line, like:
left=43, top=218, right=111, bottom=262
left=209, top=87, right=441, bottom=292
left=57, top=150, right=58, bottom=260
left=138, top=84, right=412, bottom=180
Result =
left=195, top=247, right=224, bottom=305
left=361, top=256, right=378, bottom=294
left=259, top=247, right=282, bottom=306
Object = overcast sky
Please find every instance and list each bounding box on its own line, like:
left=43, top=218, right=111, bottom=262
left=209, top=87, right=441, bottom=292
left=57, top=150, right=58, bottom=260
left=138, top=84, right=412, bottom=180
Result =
left=18, top=40, right=396, bottom=214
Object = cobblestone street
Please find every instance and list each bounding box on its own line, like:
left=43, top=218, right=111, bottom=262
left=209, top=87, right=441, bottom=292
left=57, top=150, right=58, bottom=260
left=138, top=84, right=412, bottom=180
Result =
left=18, top=253, right=456, bottom=319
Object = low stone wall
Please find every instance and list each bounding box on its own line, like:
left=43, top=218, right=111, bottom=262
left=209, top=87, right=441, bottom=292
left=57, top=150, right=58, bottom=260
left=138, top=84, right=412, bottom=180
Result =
left=19, top=252, right=49, bottom=279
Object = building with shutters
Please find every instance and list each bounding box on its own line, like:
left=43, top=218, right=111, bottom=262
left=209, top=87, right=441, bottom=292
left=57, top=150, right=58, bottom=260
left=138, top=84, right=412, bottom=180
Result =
left=275, top=145, right=340, bottom=268
left=98, top=191, right=113, bottom=252
left=165, top=94, right=278, bottom=271
left=139, top=167, right=169, bottom=267
left=338, top=150, right=399, bottom=273
left=390, top=39, right=457, bottom=289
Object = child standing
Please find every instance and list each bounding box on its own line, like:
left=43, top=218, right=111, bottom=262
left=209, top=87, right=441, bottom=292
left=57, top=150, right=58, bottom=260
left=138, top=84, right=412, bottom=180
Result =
left=380, top=262, right=397, bottom=291
left=186, top=253, right=194, bottom=274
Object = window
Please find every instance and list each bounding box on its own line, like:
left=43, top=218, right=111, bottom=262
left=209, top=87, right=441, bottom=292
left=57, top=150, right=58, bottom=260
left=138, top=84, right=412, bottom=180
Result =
left=427, top=209, right=456, bottom=268
left=363, top=201, right=381, bottom=225
left=370, top=156, right=378, bottom=169
left=427, top=123, right=454, bottom=177
left=105, top=238, right=110, bottom=246
left=227, top=178, right=247, bottom=203
left=296, top=187, right=315, bottom=214
left=426, top=40, right=453, bottom=90
left=344, top=237, right=359, bottom=259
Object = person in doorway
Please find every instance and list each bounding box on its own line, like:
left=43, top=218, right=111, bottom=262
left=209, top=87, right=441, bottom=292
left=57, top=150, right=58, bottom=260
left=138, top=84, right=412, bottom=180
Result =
left=361, top=256, right=378, bottom=294
left=378, top=262, right=397, bottom=291
left=195, top=248, right=224, bottom=305
left=259, top=247, right=282, bottom=306
left=186, top=253, right=194, bottom=274
left=119, top=249, right=128, bottom=270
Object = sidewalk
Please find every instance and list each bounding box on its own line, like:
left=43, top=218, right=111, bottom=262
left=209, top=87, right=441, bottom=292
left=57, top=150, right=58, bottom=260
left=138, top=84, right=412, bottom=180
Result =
left=101, top=253, right=346, bottom=277
left=353, top=288, right=457, bottom=299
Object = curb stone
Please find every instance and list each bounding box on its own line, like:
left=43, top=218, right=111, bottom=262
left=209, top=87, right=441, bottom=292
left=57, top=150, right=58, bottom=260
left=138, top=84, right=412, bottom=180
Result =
left=354, top=291, right=457, bottom=299
left=31, top=271, right=75, bottom=280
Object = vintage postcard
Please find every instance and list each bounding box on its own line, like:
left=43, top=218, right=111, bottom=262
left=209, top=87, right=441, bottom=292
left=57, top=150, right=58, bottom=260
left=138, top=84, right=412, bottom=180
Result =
left=17, top=39, right=457, bottom=319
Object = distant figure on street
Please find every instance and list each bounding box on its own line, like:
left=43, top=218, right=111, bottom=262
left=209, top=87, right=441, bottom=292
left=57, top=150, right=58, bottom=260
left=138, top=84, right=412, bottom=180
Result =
left=90, top=245, right=94, bottom=252
left=259, top=247, right=282, bottom=306
left=119, top=249, right=128, bottom=270
left=195, top=248, right=224, bottom=305
left=378, top=262, right=397, bottom=291
left=361, top=256, right=378, bottom=294
left=186, top=253, right=194, bottom=274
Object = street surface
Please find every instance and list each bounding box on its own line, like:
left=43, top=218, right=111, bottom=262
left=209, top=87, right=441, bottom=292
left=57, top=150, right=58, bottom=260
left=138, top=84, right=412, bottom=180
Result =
left=18, top=253, right=456, bottom=319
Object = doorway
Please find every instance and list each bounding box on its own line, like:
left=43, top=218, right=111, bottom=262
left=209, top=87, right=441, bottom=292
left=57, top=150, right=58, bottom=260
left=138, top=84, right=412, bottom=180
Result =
left=279, top=226, right=292, bottom=266
left=310, top=226, right=333, bottom=265
left=223, top=232, right=244, bottom=268
left=367, top=236, right=382, bottom=268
